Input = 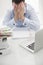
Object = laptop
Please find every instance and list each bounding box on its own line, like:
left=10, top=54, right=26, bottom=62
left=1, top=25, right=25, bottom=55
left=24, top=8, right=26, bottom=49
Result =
left=19, top=29, right=43, bottom=53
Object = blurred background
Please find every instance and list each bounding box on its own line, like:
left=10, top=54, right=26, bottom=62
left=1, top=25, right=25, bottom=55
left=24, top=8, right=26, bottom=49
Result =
left=0, top=0, right=43, bottom=27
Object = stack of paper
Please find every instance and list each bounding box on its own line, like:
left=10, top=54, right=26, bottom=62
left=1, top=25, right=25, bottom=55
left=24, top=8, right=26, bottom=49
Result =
left=0, top=26, right=12, bottom=37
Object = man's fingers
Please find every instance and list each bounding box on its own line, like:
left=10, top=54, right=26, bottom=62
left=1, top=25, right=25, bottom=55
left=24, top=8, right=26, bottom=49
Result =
left=20, top=2, right=25, bottom=8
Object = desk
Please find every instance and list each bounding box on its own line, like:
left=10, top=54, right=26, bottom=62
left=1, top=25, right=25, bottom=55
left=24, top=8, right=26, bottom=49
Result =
left=0, top=38, right=43, bottom=65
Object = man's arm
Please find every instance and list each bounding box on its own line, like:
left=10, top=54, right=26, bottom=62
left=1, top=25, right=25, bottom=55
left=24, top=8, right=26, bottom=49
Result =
left=3, top=10, right=14, bottom=27
left=15, top=3, right=40, bottom=31
left=24, top=17, right=40, bottom=31
left=23, top=4, right=40, bottom=31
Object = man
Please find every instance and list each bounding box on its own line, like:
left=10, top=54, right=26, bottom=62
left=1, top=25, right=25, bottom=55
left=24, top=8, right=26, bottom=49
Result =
left=3, top=0, right=40, bottom=31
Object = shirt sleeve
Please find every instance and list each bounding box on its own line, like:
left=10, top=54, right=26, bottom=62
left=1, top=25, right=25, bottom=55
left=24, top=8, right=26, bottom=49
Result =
left=24, top=17, right=40, bottom=31
left=23, top=4, right=40, bottom=31
left=3, top=10, right=14, bottom=26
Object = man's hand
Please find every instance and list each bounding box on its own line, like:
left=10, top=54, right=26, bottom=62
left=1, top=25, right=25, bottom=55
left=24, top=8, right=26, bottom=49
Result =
left=14, top=4, right=18, bottom=21
left=17, top=2, right=25, bottom=21
left=14, top=2, right=25, bottom=22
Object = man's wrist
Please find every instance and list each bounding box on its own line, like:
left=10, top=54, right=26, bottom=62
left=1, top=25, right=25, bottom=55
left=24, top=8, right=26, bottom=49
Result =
left=14, top=15, right=18, bottom=22
left=21, top=16, right=25, bottom=22
left=14, top=15, right=25, bottom=22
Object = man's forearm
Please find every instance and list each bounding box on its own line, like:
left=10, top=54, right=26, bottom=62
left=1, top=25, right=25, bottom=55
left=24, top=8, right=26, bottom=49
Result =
left=23, top=17, right=40, bottom=31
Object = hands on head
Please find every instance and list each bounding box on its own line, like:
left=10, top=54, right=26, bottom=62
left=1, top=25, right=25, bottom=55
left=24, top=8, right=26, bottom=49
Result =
left=12, top=2, right=25, bottom=21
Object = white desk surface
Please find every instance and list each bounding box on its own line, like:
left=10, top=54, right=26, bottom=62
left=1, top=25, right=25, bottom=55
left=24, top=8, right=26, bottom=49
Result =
left=0, top=38, right=43, bottom=65
left=0, top=21, right=43, bottom=65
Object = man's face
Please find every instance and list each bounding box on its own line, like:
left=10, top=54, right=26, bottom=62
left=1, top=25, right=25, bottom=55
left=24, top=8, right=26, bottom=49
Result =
left=12, top=2, right=25, bottom=11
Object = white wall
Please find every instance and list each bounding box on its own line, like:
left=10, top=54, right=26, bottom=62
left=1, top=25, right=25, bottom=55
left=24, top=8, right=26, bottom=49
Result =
left=39, top=0, right=43, bottom=25
left=0, top=0, right=12, bottom=19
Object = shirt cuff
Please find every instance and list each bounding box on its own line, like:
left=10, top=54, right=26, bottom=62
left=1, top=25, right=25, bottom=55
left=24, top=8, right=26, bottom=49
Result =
left=23, top=17, right=30, bottom=25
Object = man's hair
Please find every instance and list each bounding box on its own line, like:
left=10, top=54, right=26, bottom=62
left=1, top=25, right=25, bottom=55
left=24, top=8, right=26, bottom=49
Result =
left=12, top=0, right=25, bottom=4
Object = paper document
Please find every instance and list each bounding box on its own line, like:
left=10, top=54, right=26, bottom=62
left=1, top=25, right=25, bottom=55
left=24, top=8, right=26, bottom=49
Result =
left=12, top=30, right=35, bottom=39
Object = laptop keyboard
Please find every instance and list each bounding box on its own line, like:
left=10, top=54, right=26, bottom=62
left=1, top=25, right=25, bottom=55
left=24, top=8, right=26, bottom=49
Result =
left=27, top=42, right=35, bottom=50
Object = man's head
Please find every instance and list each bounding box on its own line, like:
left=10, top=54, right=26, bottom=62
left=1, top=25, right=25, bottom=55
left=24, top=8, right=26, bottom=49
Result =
left=12, top=0, right=25, bottom=4
left=12, top=0, right=25, bottom=10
